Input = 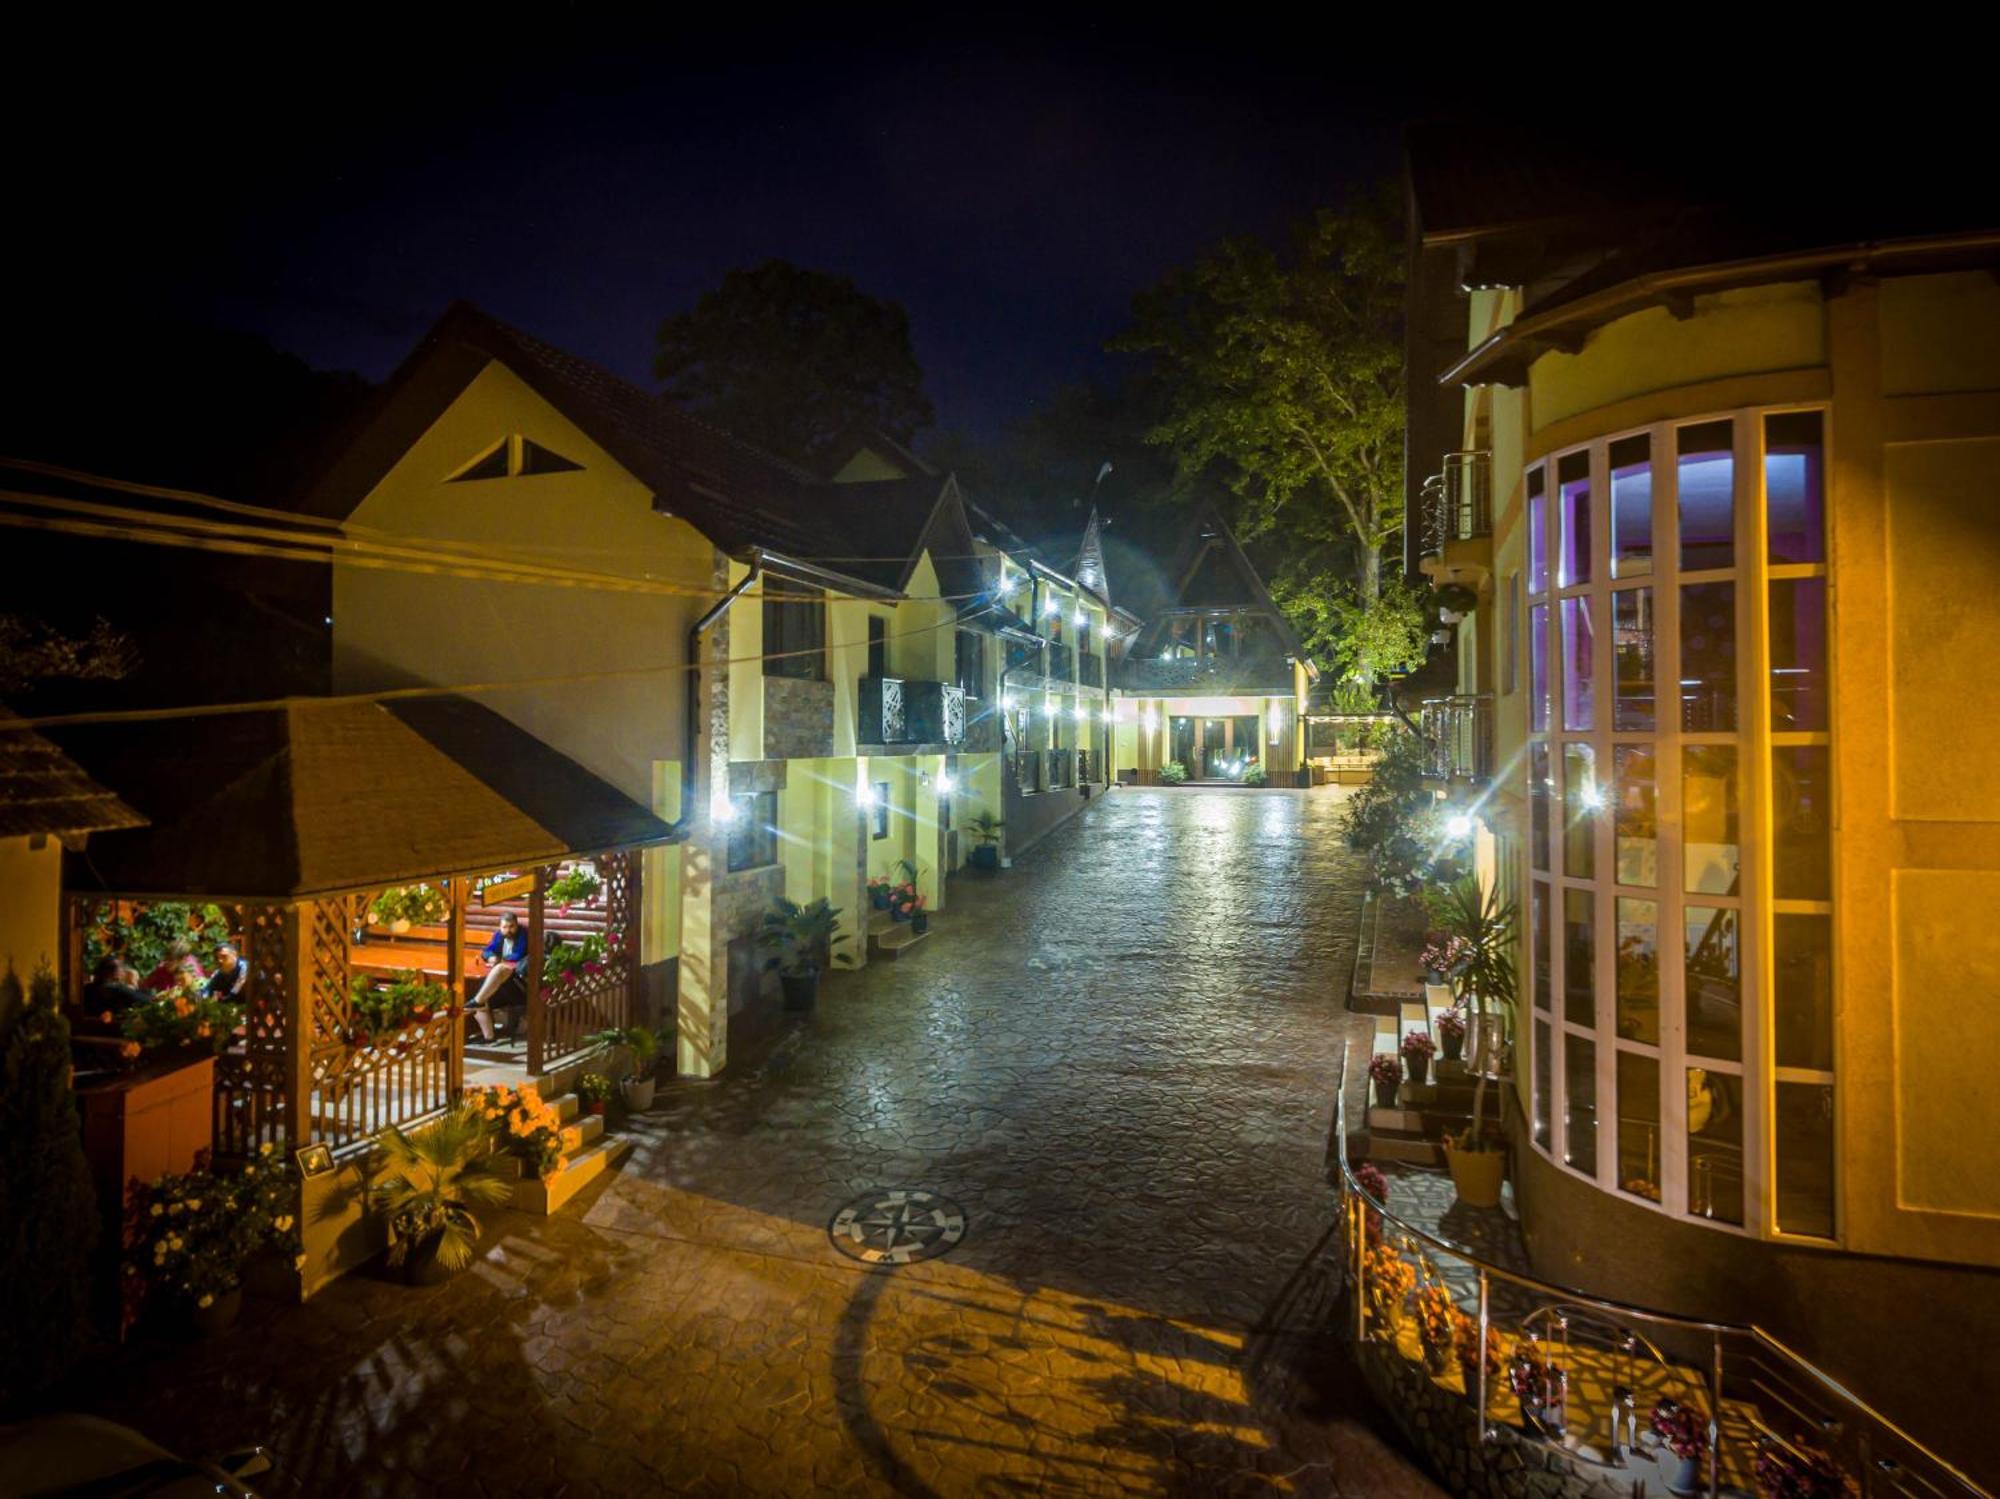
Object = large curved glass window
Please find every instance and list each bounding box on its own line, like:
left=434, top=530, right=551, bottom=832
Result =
left=1522, top=406, right=1834, bottom=1242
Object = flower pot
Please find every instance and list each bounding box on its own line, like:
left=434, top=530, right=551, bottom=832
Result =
left=587, top=1099, right=606, bottom=1116
left=389, top=918, right=411, bottom=934
left=187, top=1285, right=242, bottom=1337
left=911, top=912, right=929, bottom=935
left=890, top=904, right=911, bottom=923
left=970, top=845, right=1000, bottom=872
left=621, top=1074, right=656, bottom=1112
left=1441, top=1031, right=1463, bottom=1063
left=1406, top=1053, right=1430, bottom=1087
left=1372, top=1078, right=1400, bottom=1109
left=871, top=890, right=890, bottom=910
left=1665, top=1455, right=1702, bottom=1495
left=1445, top=1139, right=1506, bottom=1208
left=402, top=1233, right=461, bottom=1287
left=780, top=969, right=819, bottom=1013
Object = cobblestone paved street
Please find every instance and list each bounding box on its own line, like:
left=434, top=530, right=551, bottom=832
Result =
left=69, top=787, right=1440, bottom=1497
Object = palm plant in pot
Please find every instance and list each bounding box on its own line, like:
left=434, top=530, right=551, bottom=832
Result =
left=1424, top=874, right=1518, bottom=1207
left=590, top=1024, right=659, bottom=1110
left=969, top=810, right=1003, bottom=871
left=369, top=1106, right=513, bottom=1285
left=755, top=897, right=849, bottom=1012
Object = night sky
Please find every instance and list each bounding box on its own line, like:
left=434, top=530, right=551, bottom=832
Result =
left=13, top=34, right=1444, bottom=443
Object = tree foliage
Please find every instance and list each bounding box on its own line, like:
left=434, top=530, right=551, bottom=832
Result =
left=1339, top=730, right=1466, bottom=898
left=1272, top=575, right=1429, bottom=708
left=0, top=614, right=135, bottom=695
left=1113, top=194, right=1405, bottom=606
left=655, top=260, right=935, bottom=467
left=0, top=965, right=99, bottom=1407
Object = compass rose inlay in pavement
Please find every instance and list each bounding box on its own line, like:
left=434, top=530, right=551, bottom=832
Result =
left=827, top=1188, right=968, bottom=1266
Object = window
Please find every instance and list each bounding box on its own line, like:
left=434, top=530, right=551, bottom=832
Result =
left=870, top=782, right=890, bottom=839
left=1078, top=613, right=1092, bottom=656
left=725, top=791, right=779, bottom=872
left=867, top=616, right=888, bottom=679
left=764, top=584, right=825, bottom=680
left=955, top=630, right=984, bottom=698
left=447, top=435, right=582, bottom=481
left=1524, top=405, right=1834, bottom=1244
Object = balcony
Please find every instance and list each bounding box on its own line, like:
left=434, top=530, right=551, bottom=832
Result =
left=859, top=678, right=966, bottom=748
left=1420, top=693, right=1493, bottom=784
left=1045, top=747, right=1076, bottom=790
left=1418, top=450, right=1493, bottom=592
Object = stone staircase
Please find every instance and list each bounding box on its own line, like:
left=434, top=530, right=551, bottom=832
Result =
left=471, top=1051, right=635, bottom=1215
left=865, top=908, right=932, bottom=960
left=1364, top=983, right=1476, bottom=1167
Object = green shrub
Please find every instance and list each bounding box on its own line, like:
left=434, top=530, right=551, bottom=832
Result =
left=1159, top=760, right=1188, bottom=785
left=0, top=965, right=98, bottom=1405
left=1339, top=729, right=1458, bottom=896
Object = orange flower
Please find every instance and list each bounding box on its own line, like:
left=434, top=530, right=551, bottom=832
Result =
left=99, top=1010, right=113, bottom=1023
left=119, top=1041, right=142, bottom=1059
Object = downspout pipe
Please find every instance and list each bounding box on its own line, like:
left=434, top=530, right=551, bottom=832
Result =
left=684, top=554, right=761, bottom=826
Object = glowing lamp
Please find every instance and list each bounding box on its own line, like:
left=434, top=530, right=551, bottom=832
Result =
left=1445, top=813, right=1475, bottom=839
left=1579, top=784, right=1607, bottom=813
left=1044, top=598, right=1061, bottom=617
left=1002, top=694, right=1017, bottom=711
left=713, top=799, right=740, bottom=827
left=856, top=786, right=878, bottom=809
left=1073, top=609, right=1087, bottom=625
left=1100, top=709, right=1114, bottom=724
left=937, top=773, right=957, bottom=794
left=1072, top=705, right=1087, bottom=722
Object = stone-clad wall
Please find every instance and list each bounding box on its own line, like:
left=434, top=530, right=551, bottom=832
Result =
left=763, top=676, right=834, bottom=759
left=1354, top=1336, right=1638, bottom=1499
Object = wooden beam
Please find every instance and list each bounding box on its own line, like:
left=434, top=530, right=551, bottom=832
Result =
left=526, top=868, right=547, bottom=1074
left=446, top=878, right=466, bottom=1098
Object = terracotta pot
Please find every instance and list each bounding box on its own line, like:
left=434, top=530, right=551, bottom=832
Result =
left=187, top=1285, right=243, bottom=1337
left=1445, top=1139, right=1506, bottom=1208
left=587, top=1099, right=606, bottom=1116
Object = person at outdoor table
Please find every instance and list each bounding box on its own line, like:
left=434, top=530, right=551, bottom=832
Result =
left=468, top=911, right=528, bottom=1041
left=141, top=940, right=205, bottom=994
left=205, top=943, right=249, bottom=1001
left=83, top=956, right=150, bottom=1022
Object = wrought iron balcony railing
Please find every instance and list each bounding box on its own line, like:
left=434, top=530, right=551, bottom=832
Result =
left=859, top=677, right=966, bottom=746
left=1421, top=450, right=1493, bottom=557
left=1420, top=693, right=1494, bottom=783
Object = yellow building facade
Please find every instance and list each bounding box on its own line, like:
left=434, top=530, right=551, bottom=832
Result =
left=1407, top=153, right=2000, bottom=1462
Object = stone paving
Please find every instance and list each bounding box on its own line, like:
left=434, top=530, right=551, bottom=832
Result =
left=64, top=787, right=1443, bottom=1497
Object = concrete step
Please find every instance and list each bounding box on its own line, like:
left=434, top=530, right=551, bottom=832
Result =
left=1366, top=1134, right=1443, bottom=1165
left=868, top=923, right=931, bottom=959
left=514, top=1132, right=634, bottom=1214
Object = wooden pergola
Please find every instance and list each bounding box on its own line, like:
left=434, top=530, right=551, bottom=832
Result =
left=54, top=696, right=681, bottom=1157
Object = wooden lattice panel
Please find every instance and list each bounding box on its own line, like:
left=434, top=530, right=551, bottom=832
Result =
left=308, top=897, right=353, bottom=1051
left=215, top=901, right=293, bottom=1157
left=538, top=851, right=641, bottom=1068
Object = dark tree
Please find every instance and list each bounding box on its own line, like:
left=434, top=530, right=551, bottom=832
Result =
left=655, top=260, right=935, bottom=467
left=0, top=966, right=99, bottom=1409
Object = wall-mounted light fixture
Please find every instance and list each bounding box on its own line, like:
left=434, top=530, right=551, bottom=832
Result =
left=937, top=772, right=957, bottom=794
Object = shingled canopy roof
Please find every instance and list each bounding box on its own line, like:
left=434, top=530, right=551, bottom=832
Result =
left=0, top=707, right=145, bottom=841
left=48, top=695, right=681, bottom=900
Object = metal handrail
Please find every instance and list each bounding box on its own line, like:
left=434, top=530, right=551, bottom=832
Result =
left=1330, top=1045, right=1988, bottom=1497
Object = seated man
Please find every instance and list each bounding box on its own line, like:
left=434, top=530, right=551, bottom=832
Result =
left=205, top=943, right=250, bottom=1002
left=82, top=956, right=151, bottom=1026
left=467, top=911, right=529, bottom=1042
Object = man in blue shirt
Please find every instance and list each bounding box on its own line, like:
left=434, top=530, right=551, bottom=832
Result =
left=468, top=911, right=529, bottom=1041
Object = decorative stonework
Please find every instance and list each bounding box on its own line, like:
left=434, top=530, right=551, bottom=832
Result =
left=827, top=1188, right=967, bottom=1267
left=764, top=675, right=834, bottom=759
left=728, top=759, right=788, bottom=797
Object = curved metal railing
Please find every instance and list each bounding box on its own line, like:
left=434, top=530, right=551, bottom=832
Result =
left=1329, top=1044, right=1988, bottom=1499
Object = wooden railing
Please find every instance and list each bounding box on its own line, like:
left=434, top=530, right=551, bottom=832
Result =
left=310, top=1012, right=461, bottom=1156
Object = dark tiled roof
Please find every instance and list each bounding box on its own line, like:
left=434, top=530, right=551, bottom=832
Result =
left=0, top=708, right=145, bottom=840
left=1127, top=506, right=1307, bottom=665
left=50, top=695, right=679, bottom=899
left=1114, top=655, right=1296, bottom=697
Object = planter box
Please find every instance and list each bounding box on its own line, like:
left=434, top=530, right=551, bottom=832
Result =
left=76, top=1050, right=215, bottom=1218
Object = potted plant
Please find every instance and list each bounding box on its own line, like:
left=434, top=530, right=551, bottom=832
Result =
left=368, top=1107, right=513, bottom=1285
left=969, top=810, right=1003, bottom=871
left=1413, top=1285, right=1456, bottom=1376
left=1364, top=1242, right=1414, bottom=1333
left=545, top=867, right=602, bottom=913
left=755, top=897, right=850, bottom=1012
left=467, top=1083, right=580, bottom=1180
left=867, top=875, right=893, bottom=910
left=910, top=895, right=930, bottom=935
left=118, top=983, right=244, bottom=1057
left=1650, top=1397, right=1710, bottom=1495
left=123, top=1144, right=304, bottom=1336
left=1427, top=874, right=1519, bottom=1209
left=1418, top=932, right=1469, bottom=985
left=1754, top=1435, right=1847, bottom=1499
left=369, top=884, right=445, bottom=934
left=1368, top=1051, right=1402, bottom=1109
left=576, top=1071, right=614, bottom=1116
left=1159, top=759, right=1188, bottom=785
left=1510, top=1345, right=1568, bottom=1435
left=590, top=1025, right=660, bottom=1110
left=1436, top=1006, right=1467, bottom=1064
left=1453, top=1308, right=1504, bottom=1388
left=1400, top=1029, right=1436, bottom=1087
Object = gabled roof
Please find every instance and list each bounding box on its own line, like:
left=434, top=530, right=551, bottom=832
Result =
left=0, top=707, right=144, bottom=841
left=49, top=695, right=680, bottom=900
left=803, top=470, right=984, bottom=599
left=1130, top=506, right=1306, bottom=661
left=300, top=303, right=874, bottom=586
